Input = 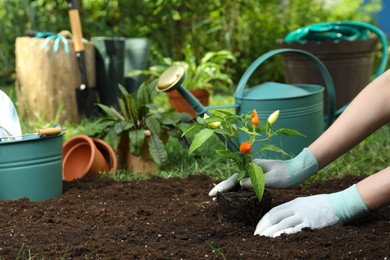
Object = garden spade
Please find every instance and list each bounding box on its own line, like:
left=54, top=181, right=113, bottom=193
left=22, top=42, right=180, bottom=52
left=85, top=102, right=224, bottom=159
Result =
left=67, top=0, right=98, bottom=118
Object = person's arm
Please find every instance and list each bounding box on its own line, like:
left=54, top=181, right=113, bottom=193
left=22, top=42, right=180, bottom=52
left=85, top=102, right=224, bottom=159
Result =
left=309, top=69, right=390, bottom=169
left=357, top=166, right=390, bottom=210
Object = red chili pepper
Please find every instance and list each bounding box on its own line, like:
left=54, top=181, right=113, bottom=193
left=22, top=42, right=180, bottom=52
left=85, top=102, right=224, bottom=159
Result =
left=239, top=142, right=252, bottom=154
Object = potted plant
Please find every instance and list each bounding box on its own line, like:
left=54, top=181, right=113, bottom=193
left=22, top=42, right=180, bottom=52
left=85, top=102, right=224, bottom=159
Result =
left=130, top=44, right=236, bottom=116
left=183, top=109, right=303, bottom=225
left=90, top=79, right=192, bottom=174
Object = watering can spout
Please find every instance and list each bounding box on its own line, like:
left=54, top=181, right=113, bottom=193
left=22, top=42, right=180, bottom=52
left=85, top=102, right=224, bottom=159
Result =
left=157, top=65, right=239, bottom=152
left=157, top=65, right=209, bottom=116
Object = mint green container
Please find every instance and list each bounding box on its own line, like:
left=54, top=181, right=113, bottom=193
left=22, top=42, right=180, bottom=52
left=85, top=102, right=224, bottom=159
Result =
left=233, top=49, right=336, bottom=158
left=0, top=133, right=63, bottom=201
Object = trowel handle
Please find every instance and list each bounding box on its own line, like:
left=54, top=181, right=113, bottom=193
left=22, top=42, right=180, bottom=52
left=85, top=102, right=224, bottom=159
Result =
left=67, top=0, right=89, bottom=88
left=37, top=127, right=62, bottom=136
left=234, top=48, right=337, bottom=127
left=67, top=0, right=84, bottom=52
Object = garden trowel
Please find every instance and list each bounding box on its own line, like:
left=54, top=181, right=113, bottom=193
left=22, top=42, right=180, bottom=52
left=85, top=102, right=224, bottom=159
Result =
left=67, top=0, right=98, bottom=118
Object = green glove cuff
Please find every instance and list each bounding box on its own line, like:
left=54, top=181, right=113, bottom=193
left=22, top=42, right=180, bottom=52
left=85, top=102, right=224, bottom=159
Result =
left=328, top=184, right=369, bottom=223
left=287, top=148, right=319, bottom=187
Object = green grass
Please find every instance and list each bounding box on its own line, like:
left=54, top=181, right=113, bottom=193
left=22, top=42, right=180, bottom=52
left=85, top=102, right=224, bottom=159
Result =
left=2, top=85, right=389, bottom=183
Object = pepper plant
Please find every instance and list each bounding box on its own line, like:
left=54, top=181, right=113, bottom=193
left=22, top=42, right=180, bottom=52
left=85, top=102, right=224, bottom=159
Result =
left=183, top=109, right=303, bottom=201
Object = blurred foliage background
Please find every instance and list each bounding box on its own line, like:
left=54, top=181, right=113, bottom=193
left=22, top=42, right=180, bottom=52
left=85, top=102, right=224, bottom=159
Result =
left=0, top=0, right=383, bottom=92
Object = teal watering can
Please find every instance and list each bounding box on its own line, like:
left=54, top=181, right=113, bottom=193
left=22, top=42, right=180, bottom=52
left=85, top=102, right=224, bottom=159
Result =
left=157, top=48, right=336, bottom=158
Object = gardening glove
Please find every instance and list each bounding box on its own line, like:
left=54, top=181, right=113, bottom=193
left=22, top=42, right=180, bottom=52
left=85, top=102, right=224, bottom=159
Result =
left=254, top=184, right=369, bottom=237
left=0, top=90, right=22, bottom=138
left=246, top=148, right=319, bottom=188
left=209, top=173, right=239, bottom=197
left=209, top=148, right=318, bottom=196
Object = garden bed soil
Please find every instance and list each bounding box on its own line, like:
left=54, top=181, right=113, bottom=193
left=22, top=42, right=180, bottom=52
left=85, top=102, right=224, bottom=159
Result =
left=0, top=174, right=389, bottom=259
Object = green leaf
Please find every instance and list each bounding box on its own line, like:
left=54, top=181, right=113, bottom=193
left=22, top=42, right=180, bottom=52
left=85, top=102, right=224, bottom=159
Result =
left=118, top=98, right=129, bottom=120
left=118, top=84, right=130, bottom=97
left=129, top=129, right=145, bottom=155
left=215, top=149, right=238, bottom=160
left=204, top=115, right=224, bottom=124
left=182, top=124, right=203, bottom=137
left=145, top=116, right=161, bottom=136
left=259, top=144, right=289, bottom=157
left=237, top=169, right=246, bottom=181
left=188, top=128, right=215, bottom=155
left=148, top=134, right=168, bottom=166
left=124, top=94, right=139, bottom=125
left=121, top=121, right=135, bottom=132
left=249, top=162, right=265, bottom=201
left=97, top=104, right=124, bottom=120
left=237, top=126, right=259, bottom=136
left=114, top=122, right=125, bottom=135
left=196, top=116, right=205, bottom=124
left=276, top=128, right=306, bottom=137
left=213, top=109, right=237, bottom=117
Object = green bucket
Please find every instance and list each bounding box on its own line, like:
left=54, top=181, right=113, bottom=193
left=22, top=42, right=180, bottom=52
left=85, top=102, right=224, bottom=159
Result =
left=0, top=133, right=63, bottom=201
left=234, top=48, right=336, bottom=158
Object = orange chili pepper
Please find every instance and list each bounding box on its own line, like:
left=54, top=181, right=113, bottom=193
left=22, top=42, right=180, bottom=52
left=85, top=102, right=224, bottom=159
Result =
left=239, top=142, right=252, bottom=154
left=251, top=109, right=259, bottom=126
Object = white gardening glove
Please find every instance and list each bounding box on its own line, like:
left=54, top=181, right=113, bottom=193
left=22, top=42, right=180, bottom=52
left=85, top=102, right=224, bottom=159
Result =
left=240, top=148, right=319, bottom=189
left=0, top=90, right=22, bottom=138
left=255, top=184, right=369, bottom=237
left=209, top=148, right=318, bottom=196
left=209, top=173, right=239, bottom=197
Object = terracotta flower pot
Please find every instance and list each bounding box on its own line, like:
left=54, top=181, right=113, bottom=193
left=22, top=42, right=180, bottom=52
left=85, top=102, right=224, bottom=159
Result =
left=167, top=89, right=210, bottom=117
left=117, top=130, right=168, bottom=175
left=62, top=135, right=109, bottom=181
left=92, top=138, right=118, bottom=174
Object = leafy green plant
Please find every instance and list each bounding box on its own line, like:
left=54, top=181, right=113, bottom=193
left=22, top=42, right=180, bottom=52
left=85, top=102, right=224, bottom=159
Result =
left=183, top=109, right=303, bottom=201
left=130, top=44, right=236, bottom=93
left=90, top=79, right=192, bottom=167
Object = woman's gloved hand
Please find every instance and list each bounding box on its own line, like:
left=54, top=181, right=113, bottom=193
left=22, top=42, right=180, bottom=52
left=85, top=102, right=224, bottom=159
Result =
left=209, top=173, right=239, bottom=197
left=208, top=148, right=319, bottom=197
left=254, top=184, right=369, bottom=237
left=253, top=148, right=319, bottom=188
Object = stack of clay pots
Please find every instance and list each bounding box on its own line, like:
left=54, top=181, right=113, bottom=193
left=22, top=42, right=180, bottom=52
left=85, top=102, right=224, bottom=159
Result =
left=62, top=135, right=117, bottom=181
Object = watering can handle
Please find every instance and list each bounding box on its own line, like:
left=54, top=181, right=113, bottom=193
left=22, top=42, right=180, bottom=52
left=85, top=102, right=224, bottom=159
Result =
left=234, top=48, right=336, bottom=127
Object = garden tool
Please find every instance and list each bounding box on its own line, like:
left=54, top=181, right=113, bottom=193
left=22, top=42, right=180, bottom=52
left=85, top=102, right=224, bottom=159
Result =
left=0, top=126, right=65, bottom=142
left=157, top=48, right=336, bottom=158
left=0, top=89, right=22, bottom=139
left=283, top=21, right=388, bottom=116
left=67, top=0, right=98, bottom=118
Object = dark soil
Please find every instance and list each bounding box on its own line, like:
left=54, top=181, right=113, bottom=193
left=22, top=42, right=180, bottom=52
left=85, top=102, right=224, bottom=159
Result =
left=0, top=174, right=389, bottom=259
left=217, top=189, right=272, bottom=226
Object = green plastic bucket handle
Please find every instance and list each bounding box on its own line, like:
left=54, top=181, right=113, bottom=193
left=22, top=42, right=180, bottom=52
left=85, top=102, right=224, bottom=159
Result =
left=284, top=21, right=388, bottom=79
left=234, top=48, right=336, bottom=128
